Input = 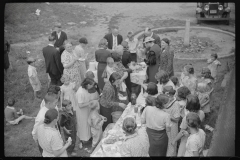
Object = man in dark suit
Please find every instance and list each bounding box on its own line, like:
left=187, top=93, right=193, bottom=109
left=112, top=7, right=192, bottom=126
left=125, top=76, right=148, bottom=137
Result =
left=104, top=26, right=123, bottom=52
left=43, top=35, right=64, bottom=86
left=143, top=27, right=161, bottom=48
left=51, top=23, right=67, bottom=56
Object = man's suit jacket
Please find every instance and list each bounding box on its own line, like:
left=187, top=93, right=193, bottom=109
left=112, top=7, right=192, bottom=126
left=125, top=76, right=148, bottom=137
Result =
left=51, top=31, right=68, bottom=48
left=143, top=32, right=161, bottom=48
left=104, top=33, right=123, bottom=50
left=42, top=45, right=64, bottom=77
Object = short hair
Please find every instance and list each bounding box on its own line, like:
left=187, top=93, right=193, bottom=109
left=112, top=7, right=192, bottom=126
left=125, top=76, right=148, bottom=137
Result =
left=109, top=72, right=121, bottom=84
left=111, top=52, right=121, bottom=62
left=156, top=94, right=169, bottom=110
left=155, top=70, right=169, bottom=84
left=47, top=85, right=60, bottom=95
left=81, top=78, right=95, bottom=90
left=98, top=38, right=108, bottom=48
left=145, top=96, right=156, bottom=106
left=211, top=53, right=218, bottom=59
left=7, top=98, right=15, bottom=106
left=115, top=45, right=124, bottom=55
left=79, top=37, right=88, bottom=44
left=106, top=57, right=114, bottom=64
left=122, top=117, right=137, bottom=134
left=62, top=99, right=71, bottom=108
left=177, top=86, right=191, bottom=100
left=44, top=109, right=58, bottom=124
left=186, top=112, right=201, bottom=129
left=146, top=82, right=158, bottom=96
left=161, top=38, right=170, bottom=45
left=186, top=94, right=201, bottom=112
left=48, top=35, right=56, bottom=42
left=44, top=93, right=58, bottom=104
left=121, top=41, right=128, bottom=49
left=111, top=26, right=119, bottom=30
left=184, top=64, right=194, bottom=74
left=170, top=76, right=179, bottom=86
left=201, top=67, right=214, bottom=80
left=85, top=71, right=95, bottom=79
left=162, top=85, right=176, bottom=96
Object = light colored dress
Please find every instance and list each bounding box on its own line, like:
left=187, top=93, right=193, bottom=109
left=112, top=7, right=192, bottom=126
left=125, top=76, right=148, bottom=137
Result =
left=120, top=126, right=150, bottom=157
left=177, top=110, right=205, bottom=157
left=181, top=73, right=198, bottom=95
left=61, top=50, right=82, bottom=89
left=184, top=129, right=206, bottom=157
left=196, top=78, right=214, bottom=113
left=28, top=65, right=41, bottom=91
left=75, top=86, right=99, bottom=141
left=207, top=59, right=221, bottom=79
left=74, top=45, right=87, bottom=82
left=163, top=98, right=181, bottom=157
left=60, top=82, right=78, bottom=111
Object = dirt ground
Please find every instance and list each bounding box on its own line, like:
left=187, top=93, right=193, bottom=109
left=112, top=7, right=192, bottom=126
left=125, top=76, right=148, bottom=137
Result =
left=4, top=2, right=235, bottom=157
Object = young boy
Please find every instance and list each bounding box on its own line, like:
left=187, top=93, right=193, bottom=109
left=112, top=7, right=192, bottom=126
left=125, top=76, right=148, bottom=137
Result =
left=59, top=100, right=77, bottom=156
left=27, top=57, right=41, bottom=100
left=207, top=53, right=221, bottom=82
left=5, top=98, right=34, bottom=125
left=87, top=100, right=107, bottom=153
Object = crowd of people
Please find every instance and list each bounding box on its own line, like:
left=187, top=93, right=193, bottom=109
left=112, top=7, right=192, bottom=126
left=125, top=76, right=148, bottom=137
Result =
left=4, top=22, right=222, bottom=157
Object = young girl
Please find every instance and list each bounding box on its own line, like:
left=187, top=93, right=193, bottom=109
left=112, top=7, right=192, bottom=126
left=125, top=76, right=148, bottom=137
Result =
left=207, top=53, right=221, bottom=81
left=60, top=75, right=78, bottom=112
left=27, top=57, right=41, bottom=100
left=170, top=76, right=180, bottom=90
left=85, top=71, right=101, bottom=95
left=5, top=98, right=34, bottom=125
left=162, top=86, right=180, bottom=156
left=87, top=100, right=107, bottom=153
left=59, top=100, right=77, bottom=156
left=175, top=86, right=191, bottom=119
left=196, top=67, right=214, bottom=114
left=184, top=112, right=206, bottom=157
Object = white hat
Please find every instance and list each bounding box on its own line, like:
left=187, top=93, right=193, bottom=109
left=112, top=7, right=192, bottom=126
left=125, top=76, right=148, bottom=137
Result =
left=143, top=37, right=155, bottom=43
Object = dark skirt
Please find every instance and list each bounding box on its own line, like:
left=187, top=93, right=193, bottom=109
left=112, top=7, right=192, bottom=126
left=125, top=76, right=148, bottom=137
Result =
left=146, top=127, right=168, bottom=156
left=97, top=63, right=107, bottom=91
left=100, top=105, right=113, bottom=131
left=147, top=64, right=159, bottom=84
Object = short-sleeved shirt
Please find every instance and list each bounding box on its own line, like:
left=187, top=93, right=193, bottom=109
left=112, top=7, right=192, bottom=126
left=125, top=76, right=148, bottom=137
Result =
left=185, top=128, right=206, bottom=157
left=4, top=106, right=18, bottom=122
left=125, top=38, right=138, bottom=53
left=37, top=124, right=68, bottom=157
left=141, top=106, right=171, bottom=131
left=207, top=60, right=221, bottom=78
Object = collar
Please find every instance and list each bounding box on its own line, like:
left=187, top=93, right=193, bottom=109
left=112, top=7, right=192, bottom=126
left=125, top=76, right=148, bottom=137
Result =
left=150, top=32, right=153, bottom=38
left=124, top=131, right=138, bottom=141
left=164, top=97, right=177, bottom=109
left=112, top=34, right=117, bottom=38
left=7, top=106, right=15, bottom=110
left=48, top=44, right=54, bottom=47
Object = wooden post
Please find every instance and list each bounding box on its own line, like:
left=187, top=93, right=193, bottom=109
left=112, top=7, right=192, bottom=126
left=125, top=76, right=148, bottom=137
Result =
left=184, top=19, right=190, bottom=47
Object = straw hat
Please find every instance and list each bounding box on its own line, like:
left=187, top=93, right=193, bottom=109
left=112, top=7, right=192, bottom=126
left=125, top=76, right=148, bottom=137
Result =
left=143, top=37, right=155, bottom=43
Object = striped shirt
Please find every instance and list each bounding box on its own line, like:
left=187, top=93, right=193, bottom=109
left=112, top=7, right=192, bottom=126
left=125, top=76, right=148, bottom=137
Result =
left=37, top=124, right=68, bottom=157
left=99, top=81, right=119, bottom=108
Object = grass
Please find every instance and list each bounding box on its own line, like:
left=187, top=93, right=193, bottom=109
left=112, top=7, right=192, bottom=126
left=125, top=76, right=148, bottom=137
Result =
left=4, top=2, right=235, bottom=157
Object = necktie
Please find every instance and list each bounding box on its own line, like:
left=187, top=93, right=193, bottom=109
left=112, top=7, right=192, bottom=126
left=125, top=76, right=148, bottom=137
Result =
left=113, top=36, right=117, bottom=50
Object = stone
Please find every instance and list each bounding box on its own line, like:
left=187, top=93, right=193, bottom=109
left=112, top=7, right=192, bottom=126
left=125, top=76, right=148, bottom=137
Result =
left=80, top=21, right=87, bottom=25
left=67, top=22, right=76, bottom=25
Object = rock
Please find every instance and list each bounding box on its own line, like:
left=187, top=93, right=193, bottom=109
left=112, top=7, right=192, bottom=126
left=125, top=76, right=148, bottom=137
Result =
left=46, top=2, right=50, bottom=5
left=67, top=22, right=76, bottom=25
left=80, top=21, right=87, bottom=25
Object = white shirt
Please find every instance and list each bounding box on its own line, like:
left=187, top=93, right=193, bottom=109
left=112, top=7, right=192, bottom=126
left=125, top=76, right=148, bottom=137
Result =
left=57, top=31, right=61, bottom=39
left=112, top=34, right=118, bottom=50
left=28, top=65, right=38, bottom=85
left=48, top=44, right=54, bottom=47
left=125, top=38, right=138, bottom=53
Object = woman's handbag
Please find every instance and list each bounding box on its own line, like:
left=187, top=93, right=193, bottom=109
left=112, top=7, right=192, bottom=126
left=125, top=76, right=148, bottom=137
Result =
left=144, top=50, right=156, bottom=66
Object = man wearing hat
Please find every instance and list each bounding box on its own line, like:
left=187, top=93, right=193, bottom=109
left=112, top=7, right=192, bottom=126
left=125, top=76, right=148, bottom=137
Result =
left=104, top=26, right=123, bottom=52
left=51, top=22, right=68, bottom=55
left=43, top=35, right=64, bottom=86
left=143, top=37, right=162, bottom=84
left=143, top=27, right=161, bottom=48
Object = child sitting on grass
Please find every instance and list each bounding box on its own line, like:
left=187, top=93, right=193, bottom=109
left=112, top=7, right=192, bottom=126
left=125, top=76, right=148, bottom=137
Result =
left=27, top=57, right=41, bottom=100
left=207, top=53, right=221, bottom=82
left=5, top=98, right=35, bottom=125
left=59, top=100, right=77, bottom=157
left=87, top=100, right=107, bottom=153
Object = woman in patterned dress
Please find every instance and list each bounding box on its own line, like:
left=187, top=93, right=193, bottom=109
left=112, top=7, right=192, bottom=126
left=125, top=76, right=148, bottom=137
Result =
left=61, top=42, right=82, bottom=90
left=120, top=117, right=150, bottom=157
left=159, top=38, right=174, bottom=77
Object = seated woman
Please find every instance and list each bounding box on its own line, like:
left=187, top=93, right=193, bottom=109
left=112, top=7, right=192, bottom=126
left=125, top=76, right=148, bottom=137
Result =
left=172, top=94, right=205, bottom=157
left=155, top=70, right=175, bottom=93
left=180, top=64, right=198, bottom=95
left=137, top=82, right=158, bottom=106
left=141, top=94, right=172, bottom=156
left=120, top=117, right=150, bottom=157
left=99, top=72, right=127, bottom=131
left=196, top=67, right=214, bottom=114
left=5, top=98, right=35, bottom=125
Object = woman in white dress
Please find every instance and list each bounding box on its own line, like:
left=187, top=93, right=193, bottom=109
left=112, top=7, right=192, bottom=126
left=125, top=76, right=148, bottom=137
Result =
left=75, top=78, right=99, bottom=145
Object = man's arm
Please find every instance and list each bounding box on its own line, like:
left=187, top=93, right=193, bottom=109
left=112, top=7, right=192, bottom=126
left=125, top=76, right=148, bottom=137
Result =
left=54, top=51, right=63, bottom=74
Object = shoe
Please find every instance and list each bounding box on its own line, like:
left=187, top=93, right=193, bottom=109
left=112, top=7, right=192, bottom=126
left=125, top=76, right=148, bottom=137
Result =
left=79, top=142, right=82, bottom=149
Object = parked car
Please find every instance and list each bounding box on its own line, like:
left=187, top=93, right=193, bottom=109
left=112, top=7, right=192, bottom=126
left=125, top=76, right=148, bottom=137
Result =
left=196, top=2, right=231, bottom=25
